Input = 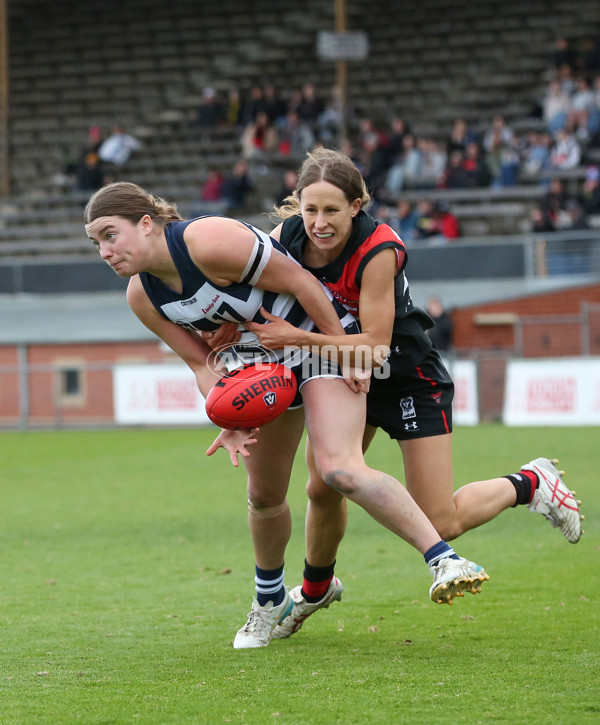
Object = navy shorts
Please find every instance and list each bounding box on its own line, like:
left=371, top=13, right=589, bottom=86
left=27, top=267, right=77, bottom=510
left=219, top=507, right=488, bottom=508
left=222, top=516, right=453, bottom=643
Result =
left=366, top=346, right=454, bottom=440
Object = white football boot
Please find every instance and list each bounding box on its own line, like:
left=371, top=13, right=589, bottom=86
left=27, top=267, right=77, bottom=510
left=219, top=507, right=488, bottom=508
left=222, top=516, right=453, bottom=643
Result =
left=429, top=557, right=489, bottom=604
left=522, top=458, right=583, bottom=543
left=233, top=592, right=293, bottom=649
left=272, top=577, right=343, bottom=639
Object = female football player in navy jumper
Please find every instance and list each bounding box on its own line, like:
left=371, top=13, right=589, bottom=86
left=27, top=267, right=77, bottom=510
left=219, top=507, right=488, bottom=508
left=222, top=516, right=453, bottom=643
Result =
left=84, top=181, right=489, bottom=649
left=240, top=148, right=582, bottom=639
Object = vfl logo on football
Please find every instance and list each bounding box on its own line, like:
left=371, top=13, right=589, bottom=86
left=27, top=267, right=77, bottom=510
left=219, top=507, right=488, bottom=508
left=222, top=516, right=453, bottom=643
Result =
left=400, top=396, right=416, bottom=419
left=263, top=392, right=277, bottom=409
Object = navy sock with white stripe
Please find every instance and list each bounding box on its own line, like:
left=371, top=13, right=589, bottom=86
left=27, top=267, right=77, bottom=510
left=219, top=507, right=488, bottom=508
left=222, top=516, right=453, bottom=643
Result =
left=424, top=540, right=460, bottom=567
left=255, top=564, right=286, bottom=607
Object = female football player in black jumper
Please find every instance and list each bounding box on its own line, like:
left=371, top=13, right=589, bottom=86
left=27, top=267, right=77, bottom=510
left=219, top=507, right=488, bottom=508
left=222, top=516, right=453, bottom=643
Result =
left=239, top=147, right=581, bottom=639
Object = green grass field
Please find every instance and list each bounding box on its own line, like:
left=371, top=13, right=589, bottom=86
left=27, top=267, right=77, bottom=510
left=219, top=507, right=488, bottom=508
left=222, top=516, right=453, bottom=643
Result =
left=1, top=424, right=598, bottom=724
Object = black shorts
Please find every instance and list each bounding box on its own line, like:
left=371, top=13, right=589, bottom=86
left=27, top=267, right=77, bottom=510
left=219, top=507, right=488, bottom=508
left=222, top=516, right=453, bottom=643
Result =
left=366, top=346, right=454, bottom=440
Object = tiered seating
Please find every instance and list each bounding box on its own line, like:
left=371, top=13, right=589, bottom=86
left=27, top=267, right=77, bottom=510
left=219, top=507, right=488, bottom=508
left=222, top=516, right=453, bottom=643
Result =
left=2, top=0, right=600, bottom=255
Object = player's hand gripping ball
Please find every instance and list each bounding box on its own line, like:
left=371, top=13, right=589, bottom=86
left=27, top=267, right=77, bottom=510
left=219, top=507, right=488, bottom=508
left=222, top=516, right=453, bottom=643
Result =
left=205, top=363, right=297, bottom=429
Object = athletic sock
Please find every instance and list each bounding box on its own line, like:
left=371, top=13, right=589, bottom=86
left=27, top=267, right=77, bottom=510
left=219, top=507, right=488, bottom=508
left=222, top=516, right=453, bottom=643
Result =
left=424, top=540, right=460, bottom=567
left=255, top=564, right=286, bottom=607
left=505, top=470, right=539, bottom=507
left=301, top=559, right=335, bottom=603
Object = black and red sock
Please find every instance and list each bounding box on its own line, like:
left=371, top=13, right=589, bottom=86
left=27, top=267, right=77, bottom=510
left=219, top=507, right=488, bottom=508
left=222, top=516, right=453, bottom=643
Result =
left=505, top=470, right=539, bottom=507
left=301, top=559, right=335, bottom=603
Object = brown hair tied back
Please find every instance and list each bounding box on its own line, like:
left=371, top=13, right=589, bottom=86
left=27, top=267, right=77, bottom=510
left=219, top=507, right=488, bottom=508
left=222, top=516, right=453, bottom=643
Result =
left=274, top=147, right=371, bottom=220
left=84, top=181, right=182, bottom=226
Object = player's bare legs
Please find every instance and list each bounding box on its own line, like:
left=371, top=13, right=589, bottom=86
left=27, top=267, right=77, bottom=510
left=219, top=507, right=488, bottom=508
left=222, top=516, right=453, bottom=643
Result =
left=241, top=407, right=305, bottom=569
left=272, top=381, right=488, bottom=640
left=398, top=433, right=518, bottom=542
left=233, top=406, right=306, bottom=649
left=303, top=439, right=347, bottom=567
left=302, top=377, right=443, bottom=553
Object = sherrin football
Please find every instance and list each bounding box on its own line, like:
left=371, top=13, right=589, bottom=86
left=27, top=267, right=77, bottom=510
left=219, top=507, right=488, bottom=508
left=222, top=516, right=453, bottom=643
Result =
left=205, top=362, right=298, bottom=429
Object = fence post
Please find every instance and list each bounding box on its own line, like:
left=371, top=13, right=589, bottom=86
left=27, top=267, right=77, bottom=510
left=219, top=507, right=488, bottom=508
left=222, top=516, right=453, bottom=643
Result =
left=17, top=344, right=29, bottom=429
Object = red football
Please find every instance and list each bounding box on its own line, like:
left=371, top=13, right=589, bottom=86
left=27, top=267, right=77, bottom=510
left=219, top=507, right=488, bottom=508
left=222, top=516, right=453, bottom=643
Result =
left=205, top=362, right=298, bottom=429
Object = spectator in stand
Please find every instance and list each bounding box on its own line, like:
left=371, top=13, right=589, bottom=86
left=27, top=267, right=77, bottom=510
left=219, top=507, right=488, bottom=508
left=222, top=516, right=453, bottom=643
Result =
left=425, top=296, right=454, bottom=354
left=240, top=110, right=278, bottom=159
left=75, top=152, right=106, bottom=193
left=200, top=168, right=225, bottom=203
left=529, top=206, right=556, bottom=233
left=286, top=88, right=303, bottom=118
left=224, top=88, right=243, bottom=128
left=274, top=168, right=299, bottom=207
left=576, top=34, right=600, bottom=74
left=98, top=125, right=142, bottom=167
left=297, top=82, right=324, bottom=126
left=358, top=117, right=389, bottom=151
left=521, top=131, right=553, bottom=178
left=276, top=110, right=315, bottom=158
left=436, top=201, right=460, bottom=239
left=550, top=36, right=577, bottom=72
left=196, top=87, right=224, bottom=128
left=316, top=84, right=344, bottom=144
left=386, top=116, right=410, bottom=164
left=443, top=149, right=471, bottom=188
left=557, top=62, right=577, bottom=96
left=389, top=199, right=420, bottom=243
left=562, top=199, right=589, bottom=230
left=414, top=199, right=459, bottom=242
left=579, top=166, right=600, bottom=214
left=417, top=138, right=447, bottom=189
left=359, top=130, right=390, bottom=199
left=447, top=118, right=477, bottom=154
left=339, top=138, right=362, bottom=171
left=566, top=75, right=600, bottom=142
left=262, top=83, right=288, bottom=127
left=549, top=129, right=582, bottom=169
left=483, top=115, right=520, bottom=187
left=593, top=76, right=600, bottom=143
left=382, top=133, right=423, bottom=196
left=543, top=78, right=571, bottom=134
left=541, top=177, right=569, bottom=225
left=85, top=125, right=104, bottom=155
left=220, top=159, right=253, bottom=213
left=462, top=141, right=492, bottom=187
left=240, top=84, right=266, bottom=126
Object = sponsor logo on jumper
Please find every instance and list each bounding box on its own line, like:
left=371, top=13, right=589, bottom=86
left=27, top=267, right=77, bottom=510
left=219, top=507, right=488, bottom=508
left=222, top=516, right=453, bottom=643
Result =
left=431, top=392, right=443, bottom=404
left=180, top=297, right=198, bottom=307
left=232, top=376, right=294, bottom=410
left=202, top=295, right=220, bottom=315
left=400, top=396, right=416, bottom=419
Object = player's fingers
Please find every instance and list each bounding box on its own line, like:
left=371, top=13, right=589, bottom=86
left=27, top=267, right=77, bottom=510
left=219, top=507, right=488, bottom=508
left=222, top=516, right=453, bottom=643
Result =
left=357, top=378, right=370, bottom=394
left=259, top=306, right=278, bottom=321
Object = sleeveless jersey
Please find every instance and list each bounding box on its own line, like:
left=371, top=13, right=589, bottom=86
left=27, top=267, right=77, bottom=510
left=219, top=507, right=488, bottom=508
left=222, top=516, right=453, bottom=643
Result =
left=139, top=217, right=357, bottom=368
left=279, top=210, right=433, bottom=339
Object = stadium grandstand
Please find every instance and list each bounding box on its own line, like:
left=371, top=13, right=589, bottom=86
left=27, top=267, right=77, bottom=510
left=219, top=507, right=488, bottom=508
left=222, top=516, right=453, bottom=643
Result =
left=0, top=0, right=599, bottom=428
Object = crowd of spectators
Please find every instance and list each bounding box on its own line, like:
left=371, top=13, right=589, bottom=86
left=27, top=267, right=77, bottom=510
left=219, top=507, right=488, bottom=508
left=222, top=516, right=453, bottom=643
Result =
left=58, top=124, right=143, bottom=194
left=54, top=33, right=600, bottom=243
